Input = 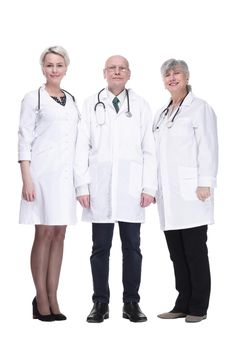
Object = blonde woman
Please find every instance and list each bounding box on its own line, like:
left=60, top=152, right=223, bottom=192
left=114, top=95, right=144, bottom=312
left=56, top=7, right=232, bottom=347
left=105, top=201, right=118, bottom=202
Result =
left=18, top=46, right=80, bottom=321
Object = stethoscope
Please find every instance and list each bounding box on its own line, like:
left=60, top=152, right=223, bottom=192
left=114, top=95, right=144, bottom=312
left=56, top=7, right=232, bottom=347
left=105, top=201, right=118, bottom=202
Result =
left=36, top=86, right=80, bottom=120
left=153, top=93, right=188, bottom=132
left=37, top=86, right=76, bottom=110
left=94, top=88, right=132, bottom=125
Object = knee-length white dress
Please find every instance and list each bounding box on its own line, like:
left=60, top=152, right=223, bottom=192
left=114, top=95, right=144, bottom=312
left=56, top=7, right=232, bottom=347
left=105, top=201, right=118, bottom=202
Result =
left=18, top=85, right=80, bottom=225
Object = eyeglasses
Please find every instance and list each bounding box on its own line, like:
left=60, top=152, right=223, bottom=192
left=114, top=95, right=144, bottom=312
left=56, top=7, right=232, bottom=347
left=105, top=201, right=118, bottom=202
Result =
left=105, top=65, right=128, bottom=73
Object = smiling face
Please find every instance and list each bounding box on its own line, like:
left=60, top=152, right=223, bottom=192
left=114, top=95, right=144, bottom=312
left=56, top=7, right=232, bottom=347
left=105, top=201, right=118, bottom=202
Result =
left=163, top=65, right=188, bottom=96
left=103, top=55, right=131, bottom=95
left=42, top=53, right=67, bottom=86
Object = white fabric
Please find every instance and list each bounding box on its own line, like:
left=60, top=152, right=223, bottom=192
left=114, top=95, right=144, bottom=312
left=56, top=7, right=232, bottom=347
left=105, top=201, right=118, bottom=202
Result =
left=153, top=92, right=218, bottom=230
left=74, top=88, right=157, bottom=223
left=18, top=85, right=80, bottom=225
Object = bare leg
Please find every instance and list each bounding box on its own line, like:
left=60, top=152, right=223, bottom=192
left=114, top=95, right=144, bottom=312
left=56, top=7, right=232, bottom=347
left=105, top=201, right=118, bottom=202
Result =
left=47, top=226, right=66, bottom=314
left=31, top=225, right=55, bottom=315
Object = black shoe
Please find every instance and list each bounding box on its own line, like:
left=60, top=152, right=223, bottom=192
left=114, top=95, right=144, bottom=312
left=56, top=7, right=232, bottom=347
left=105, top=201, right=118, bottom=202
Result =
left=86, top=302, right=109, bottom=323
left=50, top=310, right=67, bottom=321
left=123, top=302, right=147, bottom=322
left=32, top=297, right=55, bottom=322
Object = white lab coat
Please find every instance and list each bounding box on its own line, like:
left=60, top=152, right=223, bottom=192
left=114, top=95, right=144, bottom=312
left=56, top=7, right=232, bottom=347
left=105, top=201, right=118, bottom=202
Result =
left=18, top=85, right=80, bottom=225
left=75, top=88, right=157, bottom=223
left=153, top=92, right=218, bottom=231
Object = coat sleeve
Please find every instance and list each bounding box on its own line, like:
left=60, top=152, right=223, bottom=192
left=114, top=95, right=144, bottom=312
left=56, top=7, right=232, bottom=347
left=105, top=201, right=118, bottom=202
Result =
left=193, top=101, right=218, bottom=188
left=18, top=92, right=37, bottom=162
left=73, top=100, right=91, bottom=195
left=140, top=100, right=158, bottom=196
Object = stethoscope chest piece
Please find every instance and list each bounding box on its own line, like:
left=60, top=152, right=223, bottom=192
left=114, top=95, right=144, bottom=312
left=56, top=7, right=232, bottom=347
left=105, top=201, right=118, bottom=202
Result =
left=126, top=111, right=132, bottom=118
left=166, top=120, right=174, bottom=128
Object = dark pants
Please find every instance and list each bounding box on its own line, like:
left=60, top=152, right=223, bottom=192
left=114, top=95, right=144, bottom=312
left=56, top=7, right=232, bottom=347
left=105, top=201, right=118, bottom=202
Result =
left=164, top=225, right=211, bottom=316
left=91, top=222, right=142, bottom=303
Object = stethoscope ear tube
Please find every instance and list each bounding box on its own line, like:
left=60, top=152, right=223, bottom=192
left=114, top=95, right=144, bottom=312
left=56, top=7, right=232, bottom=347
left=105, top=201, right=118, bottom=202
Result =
left=125, top=89, right=132, bottom=117
left=37, top=86, right=76, bottom=112
left=94, top=88, right=106, bottom=111
left=94, top=101, right=105, bottom=111
left=37, top=87, right=41, bottom=111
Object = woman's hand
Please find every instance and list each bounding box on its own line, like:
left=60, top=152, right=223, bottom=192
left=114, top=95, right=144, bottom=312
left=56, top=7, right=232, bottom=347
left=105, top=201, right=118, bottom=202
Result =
left=77, top=195, right=90, bottom=208
left=20, top=160, right=35, bottom=201
left=196, top=187, right=211, bottom=201
left=22, top=180, right=36, bottom=201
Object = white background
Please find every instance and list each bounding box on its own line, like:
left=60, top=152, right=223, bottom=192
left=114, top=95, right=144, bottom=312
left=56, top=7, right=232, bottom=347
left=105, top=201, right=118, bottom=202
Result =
left=0, top=0, right=232, bottom=349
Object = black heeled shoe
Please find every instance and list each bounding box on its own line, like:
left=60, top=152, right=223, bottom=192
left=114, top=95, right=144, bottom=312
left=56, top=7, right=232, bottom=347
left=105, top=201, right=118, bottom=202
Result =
left=51, top=311, right=67, bottom=321
left=32, top=297, right=55, bottom=322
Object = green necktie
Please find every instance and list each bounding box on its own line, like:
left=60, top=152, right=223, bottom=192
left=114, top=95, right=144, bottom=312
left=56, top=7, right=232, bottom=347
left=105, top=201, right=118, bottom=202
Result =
left=112, top=96, right=120, bottom=113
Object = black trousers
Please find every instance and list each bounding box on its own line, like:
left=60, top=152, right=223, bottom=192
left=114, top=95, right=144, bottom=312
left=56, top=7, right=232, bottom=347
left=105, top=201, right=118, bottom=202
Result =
left=91, top=222, right=142, bottom=303
left=164, top=225, right=211, bottom=316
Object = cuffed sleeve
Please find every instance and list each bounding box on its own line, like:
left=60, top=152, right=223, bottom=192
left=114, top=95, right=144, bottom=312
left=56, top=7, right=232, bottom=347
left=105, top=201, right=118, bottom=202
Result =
left=75, top=184, right=90, bottom=197
left=193, top=102, right=218, bottom=188
left=140, top=101, right=158, bottom=195
left=142, top=187, right=155, bottom=197
left=73, top=101, right=92, bottom=190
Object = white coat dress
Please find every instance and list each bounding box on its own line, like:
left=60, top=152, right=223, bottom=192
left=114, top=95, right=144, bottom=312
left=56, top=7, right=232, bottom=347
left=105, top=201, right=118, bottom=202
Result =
left=153, top=92, right=218, bottom=231
left=18, top=85, right=80, bottom=225
left=75, top=88, right=157, bottom=223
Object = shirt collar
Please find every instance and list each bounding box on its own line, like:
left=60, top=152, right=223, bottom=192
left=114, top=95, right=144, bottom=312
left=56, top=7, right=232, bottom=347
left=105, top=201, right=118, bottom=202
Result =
left=106, top=88, right=126, bottom=106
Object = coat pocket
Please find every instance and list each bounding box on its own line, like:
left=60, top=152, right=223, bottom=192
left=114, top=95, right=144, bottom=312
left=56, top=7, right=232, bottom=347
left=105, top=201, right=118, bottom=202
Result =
left=178, top=166, right=198, bottom=201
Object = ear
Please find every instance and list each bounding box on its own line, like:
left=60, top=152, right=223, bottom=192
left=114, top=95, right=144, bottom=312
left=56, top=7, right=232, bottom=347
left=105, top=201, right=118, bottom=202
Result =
left=103, top=68, right=107, bottom=80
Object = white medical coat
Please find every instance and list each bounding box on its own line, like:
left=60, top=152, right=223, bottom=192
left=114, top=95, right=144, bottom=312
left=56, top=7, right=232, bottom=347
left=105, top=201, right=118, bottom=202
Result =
left=153, top=92, right=218, bottom=231
left=75, top=88, right=157, bottom=223
left=18, top=85, right=80, bottom=225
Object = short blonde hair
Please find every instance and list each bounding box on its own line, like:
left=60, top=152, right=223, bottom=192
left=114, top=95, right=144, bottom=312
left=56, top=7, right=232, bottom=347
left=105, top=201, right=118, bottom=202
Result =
left=40, top=46, right=70, bottom=66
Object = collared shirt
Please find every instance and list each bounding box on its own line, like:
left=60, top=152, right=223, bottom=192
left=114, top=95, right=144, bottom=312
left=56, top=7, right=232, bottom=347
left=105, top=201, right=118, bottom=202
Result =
left=107, top=88, right=126, bottom=110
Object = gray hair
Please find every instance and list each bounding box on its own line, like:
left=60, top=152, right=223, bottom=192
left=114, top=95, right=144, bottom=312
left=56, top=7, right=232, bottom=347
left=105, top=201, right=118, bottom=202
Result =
left=40, top=46, right=70, bottom=66
left=161, top=58, right=191, bottom=91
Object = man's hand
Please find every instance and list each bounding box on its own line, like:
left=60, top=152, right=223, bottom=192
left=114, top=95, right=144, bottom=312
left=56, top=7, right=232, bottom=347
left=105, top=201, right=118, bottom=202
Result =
left=140, top=193, right=155, bottom=208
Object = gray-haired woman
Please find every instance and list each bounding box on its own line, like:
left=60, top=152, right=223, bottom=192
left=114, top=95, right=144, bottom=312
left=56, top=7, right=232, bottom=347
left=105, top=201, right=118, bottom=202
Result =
left=153, top=59, right=218, bottom=323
